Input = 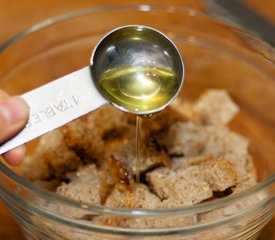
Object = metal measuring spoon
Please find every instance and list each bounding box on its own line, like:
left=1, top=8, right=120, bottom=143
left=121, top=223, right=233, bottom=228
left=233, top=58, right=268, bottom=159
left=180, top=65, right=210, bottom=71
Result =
left=0, top=25, right=184, bottom=154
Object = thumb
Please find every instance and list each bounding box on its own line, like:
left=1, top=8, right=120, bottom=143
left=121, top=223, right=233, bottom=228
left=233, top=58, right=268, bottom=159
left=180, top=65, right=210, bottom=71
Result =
left=0, top=96, right=29, bottom=143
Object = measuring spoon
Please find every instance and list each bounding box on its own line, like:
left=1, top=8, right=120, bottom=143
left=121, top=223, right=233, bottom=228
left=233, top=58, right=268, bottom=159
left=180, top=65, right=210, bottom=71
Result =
left=0, top=25, right=184, bottom=154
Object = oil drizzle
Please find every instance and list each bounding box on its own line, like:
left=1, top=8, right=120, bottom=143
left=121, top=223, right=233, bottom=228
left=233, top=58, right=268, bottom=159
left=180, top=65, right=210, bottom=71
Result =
left=135, top=116, right=142, bottom=183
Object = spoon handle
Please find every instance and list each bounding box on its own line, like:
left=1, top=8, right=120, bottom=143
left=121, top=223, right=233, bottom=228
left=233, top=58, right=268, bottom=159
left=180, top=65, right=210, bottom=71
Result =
left=0, top=66, right=108, bottom=155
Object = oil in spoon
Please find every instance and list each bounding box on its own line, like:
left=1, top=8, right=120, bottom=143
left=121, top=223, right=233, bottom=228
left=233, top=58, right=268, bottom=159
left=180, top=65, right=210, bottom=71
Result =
left=98, top=65, right=179, bottom=115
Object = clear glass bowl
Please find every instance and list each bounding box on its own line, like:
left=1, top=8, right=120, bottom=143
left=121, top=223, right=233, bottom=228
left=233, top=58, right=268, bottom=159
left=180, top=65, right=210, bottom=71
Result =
left=0, top=4, right=274, bottom=240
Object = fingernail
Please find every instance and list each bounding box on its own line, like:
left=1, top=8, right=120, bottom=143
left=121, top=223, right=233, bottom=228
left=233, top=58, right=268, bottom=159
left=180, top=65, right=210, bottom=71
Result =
left=0, top=97, right=29, bottom=125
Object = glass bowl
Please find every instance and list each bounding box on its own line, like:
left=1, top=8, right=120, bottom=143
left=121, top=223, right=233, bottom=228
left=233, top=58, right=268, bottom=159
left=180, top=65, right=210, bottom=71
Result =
left=0, top=4, right=274, bottom=240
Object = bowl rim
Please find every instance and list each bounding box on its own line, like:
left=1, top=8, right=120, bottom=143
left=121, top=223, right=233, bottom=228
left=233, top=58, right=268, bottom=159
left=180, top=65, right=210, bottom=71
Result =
left=0, top=3, right=274, bottom=233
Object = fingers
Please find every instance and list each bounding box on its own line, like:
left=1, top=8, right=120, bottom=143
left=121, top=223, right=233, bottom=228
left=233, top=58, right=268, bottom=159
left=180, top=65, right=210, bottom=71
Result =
left=0, top=93, right=29, bottom=165
left=0, top=96, right=29, bottom=142
left=2, top=146, right=26, bottom=166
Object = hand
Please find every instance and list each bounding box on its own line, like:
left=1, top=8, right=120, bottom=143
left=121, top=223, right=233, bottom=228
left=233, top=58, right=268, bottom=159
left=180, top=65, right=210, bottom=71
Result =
left=0, top=90, right=29, bottom=165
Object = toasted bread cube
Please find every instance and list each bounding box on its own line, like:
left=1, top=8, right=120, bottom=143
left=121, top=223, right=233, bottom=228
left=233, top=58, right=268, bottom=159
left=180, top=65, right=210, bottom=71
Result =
left=165, top=121, right=207, bottom=157
left=146, top=167, right=213, bottom=207
left=20, top=129, right=81, bottom=181
left=204, top=126, right=250, bottom=177
left=105, top=183, right=161, bottom=209
left=56, top=164, right=101, bottom=205
left=192, top=89, right=239, bottom=126
left=198, top=158, right=237, bottom=192
left=172, top=156, right=238, bottom=192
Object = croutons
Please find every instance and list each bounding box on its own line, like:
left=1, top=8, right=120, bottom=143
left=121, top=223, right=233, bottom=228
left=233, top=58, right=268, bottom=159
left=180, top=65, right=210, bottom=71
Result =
left=20, top=88, right=258, bottom=233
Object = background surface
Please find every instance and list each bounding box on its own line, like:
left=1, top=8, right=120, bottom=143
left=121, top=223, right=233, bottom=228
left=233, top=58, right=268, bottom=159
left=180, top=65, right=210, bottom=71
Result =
left=0, top=0, right=274, bottom=239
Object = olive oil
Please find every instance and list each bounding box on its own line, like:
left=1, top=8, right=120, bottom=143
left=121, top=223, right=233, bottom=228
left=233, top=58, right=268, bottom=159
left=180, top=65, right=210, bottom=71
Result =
left=98, top=66, right=179, bottom=115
